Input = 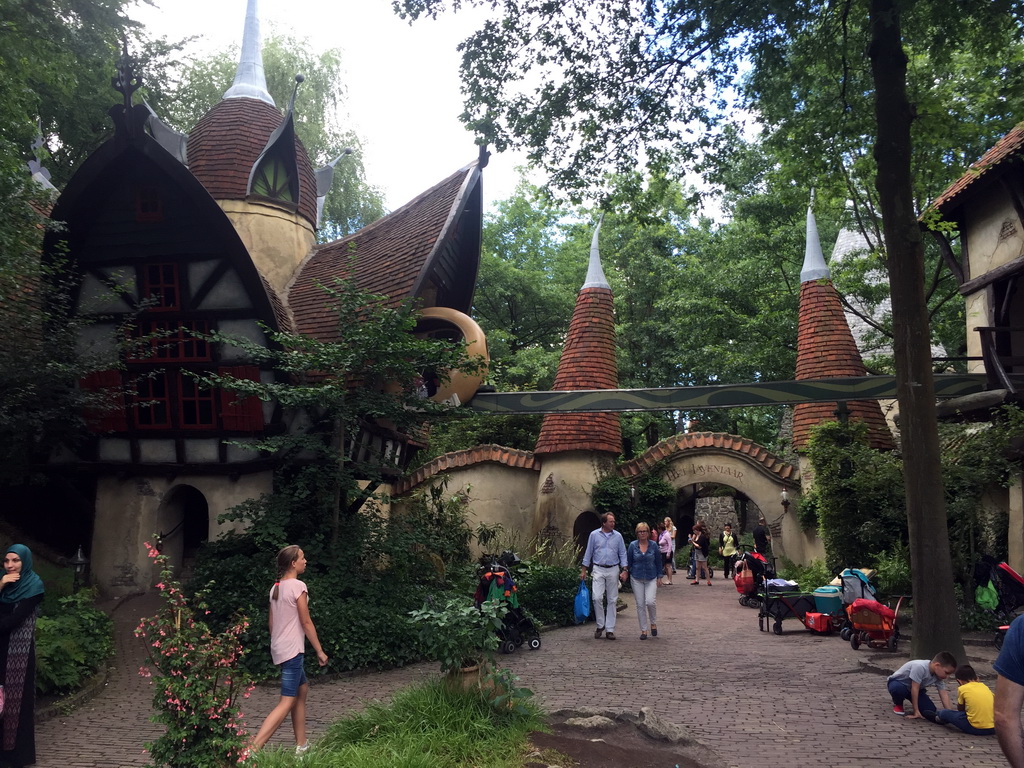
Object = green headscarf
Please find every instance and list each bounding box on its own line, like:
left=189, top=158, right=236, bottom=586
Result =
left=0, top=544, right=45, bottom=603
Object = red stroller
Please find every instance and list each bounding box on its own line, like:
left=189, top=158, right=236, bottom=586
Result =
left=847, top=596, right=903, bottom=650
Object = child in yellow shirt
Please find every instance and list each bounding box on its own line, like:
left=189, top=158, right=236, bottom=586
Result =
left=931, top=664, right=995, bottom=735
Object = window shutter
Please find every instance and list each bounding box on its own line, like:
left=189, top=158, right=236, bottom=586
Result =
left=218, top=366, right=263, bottom=432
left=80, top=370, right=128, bottom=432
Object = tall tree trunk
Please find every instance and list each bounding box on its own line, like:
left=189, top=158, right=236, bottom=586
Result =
left=868, top=0, right=964, bottom=660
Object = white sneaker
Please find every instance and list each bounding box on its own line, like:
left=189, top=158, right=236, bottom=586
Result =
left=296, top=743, right=309, bottom=755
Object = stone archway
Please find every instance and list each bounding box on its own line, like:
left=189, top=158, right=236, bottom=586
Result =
left=620, top=432, right=822, bottom=564
left=156, top=485, right=209, bottom=580
left=573, top=510, right=601, bottom=556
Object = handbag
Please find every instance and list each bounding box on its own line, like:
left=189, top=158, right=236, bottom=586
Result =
left=573, top=578, right=591, bottom=624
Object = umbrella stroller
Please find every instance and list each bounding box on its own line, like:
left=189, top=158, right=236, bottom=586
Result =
left=473, top=560, right=541, bottom=655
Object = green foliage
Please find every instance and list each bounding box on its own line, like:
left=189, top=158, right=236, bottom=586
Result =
left=515, top=563, right=579, bottom=628
left=776, top=558, right=832, bottom=592
left=872, top=543, right=912, bottom=596
left=805, top=420, right=907, bottom=569
left=409, top=597, right=507, bottom=674
left=135, top=542, right=253, bottom=768
left=247, top=677, right=542, bottom=768
left=34, top=590, right=113, bottom=694
left=591, top=469, right=675, bottom=541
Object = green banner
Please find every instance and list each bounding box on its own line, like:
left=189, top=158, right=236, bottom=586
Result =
left=467, top=374, right=994, bottom=414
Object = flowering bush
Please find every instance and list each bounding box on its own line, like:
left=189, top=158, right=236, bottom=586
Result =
left=135, top=541, right=254, bottom=767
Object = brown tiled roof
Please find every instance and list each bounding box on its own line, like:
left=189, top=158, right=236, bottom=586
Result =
left=792, top=280, right=894, bottom=451
left=258, top=273, right=295, bottom=334
left=534, top=286, right=622, bottom=455
left=618, top=432, right=799, bottom=483
left=392, top=444, right=540, bottom=495
left=287, top=165, right=476, bottom=341
left=932, top=122, right=1024, bottom=215
left=187, top=98, right=318, bottom=226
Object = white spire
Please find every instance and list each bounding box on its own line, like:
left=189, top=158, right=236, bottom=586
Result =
left=223, top=0, right=275, bottom=106
left=800, top=191, right=831, bottom=283
left=581, top=216, right=610, bottom=289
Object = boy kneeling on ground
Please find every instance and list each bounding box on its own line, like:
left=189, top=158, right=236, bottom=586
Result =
left=887, top=651, right=957, bottom=718
left=930, top=664, right=995, bottom=735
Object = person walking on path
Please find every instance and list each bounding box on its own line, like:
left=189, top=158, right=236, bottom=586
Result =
left=0, top=544, right=44, bottom=768
left=752, top=516, right=772, bottom=556
left=657, top=523, right=674, bottom=586
left=625, top=523, right=663, bottom=641
left=251, top=545, right=329, bottom=754
left=690, top=525, right=712, bottom=586
left=580, top=512, right=627, bottom=640
left=663, top=517, right=677, bottom=575
left=719, top=523, right=739, bottom=579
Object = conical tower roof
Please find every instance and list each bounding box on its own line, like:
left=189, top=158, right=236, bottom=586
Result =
left=534, top=222, right=622, bottom=456
left=792, top=203, right=894, bottom=451
left=185, top=0, right=318, bottom=226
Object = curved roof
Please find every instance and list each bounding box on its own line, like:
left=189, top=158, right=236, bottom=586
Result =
left=393, top=445, right=540, bottom=495
left=288, top=162, right=482, bottom=341
left=618, top=431, right=799, bottom=483
left=187, top=98, right=318, bottom=226
left=932, top=121, right=1024, bottom=215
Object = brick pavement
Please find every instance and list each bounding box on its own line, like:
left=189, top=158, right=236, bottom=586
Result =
left=35, top=580, right=1010, bottom=767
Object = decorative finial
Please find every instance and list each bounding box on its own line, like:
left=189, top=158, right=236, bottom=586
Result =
left=287, top=74, right=304, bottom=114
left=223, top=0, right=275, bottom=106
left=800, top=190, right=831, bottom=283
left=111, top=40, right=141, bottom=115
left=582, top=215, right=610, bottom=290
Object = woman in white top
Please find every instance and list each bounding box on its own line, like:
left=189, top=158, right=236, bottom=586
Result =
left=251, top=545, right=329, bottom=753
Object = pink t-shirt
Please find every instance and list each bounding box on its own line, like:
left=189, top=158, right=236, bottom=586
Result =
left=269, top=578, right=307, bottom=665
left=658, top=531, right=673, bottom=555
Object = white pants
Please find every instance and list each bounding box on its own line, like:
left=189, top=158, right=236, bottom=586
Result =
left=592, top=564, right=620, bottom=632
left=631, top=577, right=658, bottom=633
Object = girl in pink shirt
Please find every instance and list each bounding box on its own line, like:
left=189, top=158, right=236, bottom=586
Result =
left=251, top=545, right=329, bottom=753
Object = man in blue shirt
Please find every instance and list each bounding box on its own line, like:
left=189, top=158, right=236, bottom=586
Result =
left=580, top=512, right=628, bottom=640
left=995, top=613, right=1024, bottom=765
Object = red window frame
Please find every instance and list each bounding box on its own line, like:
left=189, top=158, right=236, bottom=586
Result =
left=177, top=373, right=216, bottom=430
left=133, top=372, right=172, bottom=429
left=128, top=320, right=210, bottom=362
left=134, top=185, right=163, bottom=223
left=142, top=263, right=180, bottom=312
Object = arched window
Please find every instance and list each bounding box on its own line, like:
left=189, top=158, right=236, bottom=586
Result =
left=250, top=153, right=297, bottom=203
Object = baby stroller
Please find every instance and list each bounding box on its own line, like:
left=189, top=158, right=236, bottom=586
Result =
left=974, top=556, right=1024, bottom=648
left=734, top=550, right=771, bottom=609
left=473, top=558, right=541, bottom=655
left=846, top=596, right=903, bottom=650
left=836, top=568, right=878, bottom=641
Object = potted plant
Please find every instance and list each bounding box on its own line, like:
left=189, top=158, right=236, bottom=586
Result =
left=410, top=596, right=507, bottom=683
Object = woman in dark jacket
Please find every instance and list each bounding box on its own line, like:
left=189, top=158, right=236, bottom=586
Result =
left=0, top=544, right=44, bottom=768
left=690, top=525, right=712, bottom=586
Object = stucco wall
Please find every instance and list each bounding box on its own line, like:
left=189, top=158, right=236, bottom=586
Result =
left=92, top=471, right=271, bottom=597
left=659, top=452, right=817, bottom=564
left=220, top=200, right=316, bottom=296
left=964, top=187, right=1024, bottom=278
left=534, top=452, right=618, bottom=544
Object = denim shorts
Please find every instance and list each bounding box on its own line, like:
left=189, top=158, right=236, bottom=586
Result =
left=280, top=653, right=307, bottom=697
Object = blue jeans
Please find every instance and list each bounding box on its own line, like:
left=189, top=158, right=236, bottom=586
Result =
left=280, top=653, right=308, bottom=697
left=887, top=678, right=936, bottom=713
left=934, top=709, right=995, bottom=735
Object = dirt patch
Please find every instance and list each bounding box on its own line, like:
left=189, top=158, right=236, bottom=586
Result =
left=524, top=715, right=722, bottom=768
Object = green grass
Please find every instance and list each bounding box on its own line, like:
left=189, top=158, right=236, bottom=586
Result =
left=248, top=677, right=546, bottom=768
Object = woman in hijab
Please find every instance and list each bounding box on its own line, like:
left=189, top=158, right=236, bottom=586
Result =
left=0, top=544, right=45, bottom=768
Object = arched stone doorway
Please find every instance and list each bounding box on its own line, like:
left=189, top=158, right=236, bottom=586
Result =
left=573, top=510, right=601, bottom=556
left=620, top=432, right=821, bottom=564
left=156, top=485, right=209, bottom=580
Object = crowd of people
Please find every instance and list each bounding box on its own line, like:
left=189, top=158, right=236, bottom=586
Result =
left=580, top=512, right=760, bottom=641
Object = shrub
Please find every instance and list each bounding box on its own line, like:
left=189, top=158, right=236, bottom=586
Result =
left=136, top=541, right=253, bottom=768
left=871, top=542, right=912, bottom=595
left=35, top=590, right=113, bottom=694
left=516, top=563, right=579, bottom=627
left=777, top=558, right=832, bottom=591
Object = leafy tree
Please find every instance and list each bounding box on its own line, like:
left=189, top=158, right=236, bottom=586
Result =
left=395, top=0, right=1010, bottom=659
left=197, top=276, right=481, bottom=552
left=159, top=32, right=385, bottom=238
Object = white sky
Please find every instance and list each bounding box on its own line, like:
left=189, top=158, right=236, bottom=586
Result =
left=130, top=0, right=528, bottom=212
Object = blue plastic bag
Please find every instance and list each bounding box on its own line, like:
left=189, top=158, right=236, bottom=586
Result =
left=574, top=578, right=591, bottom=624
